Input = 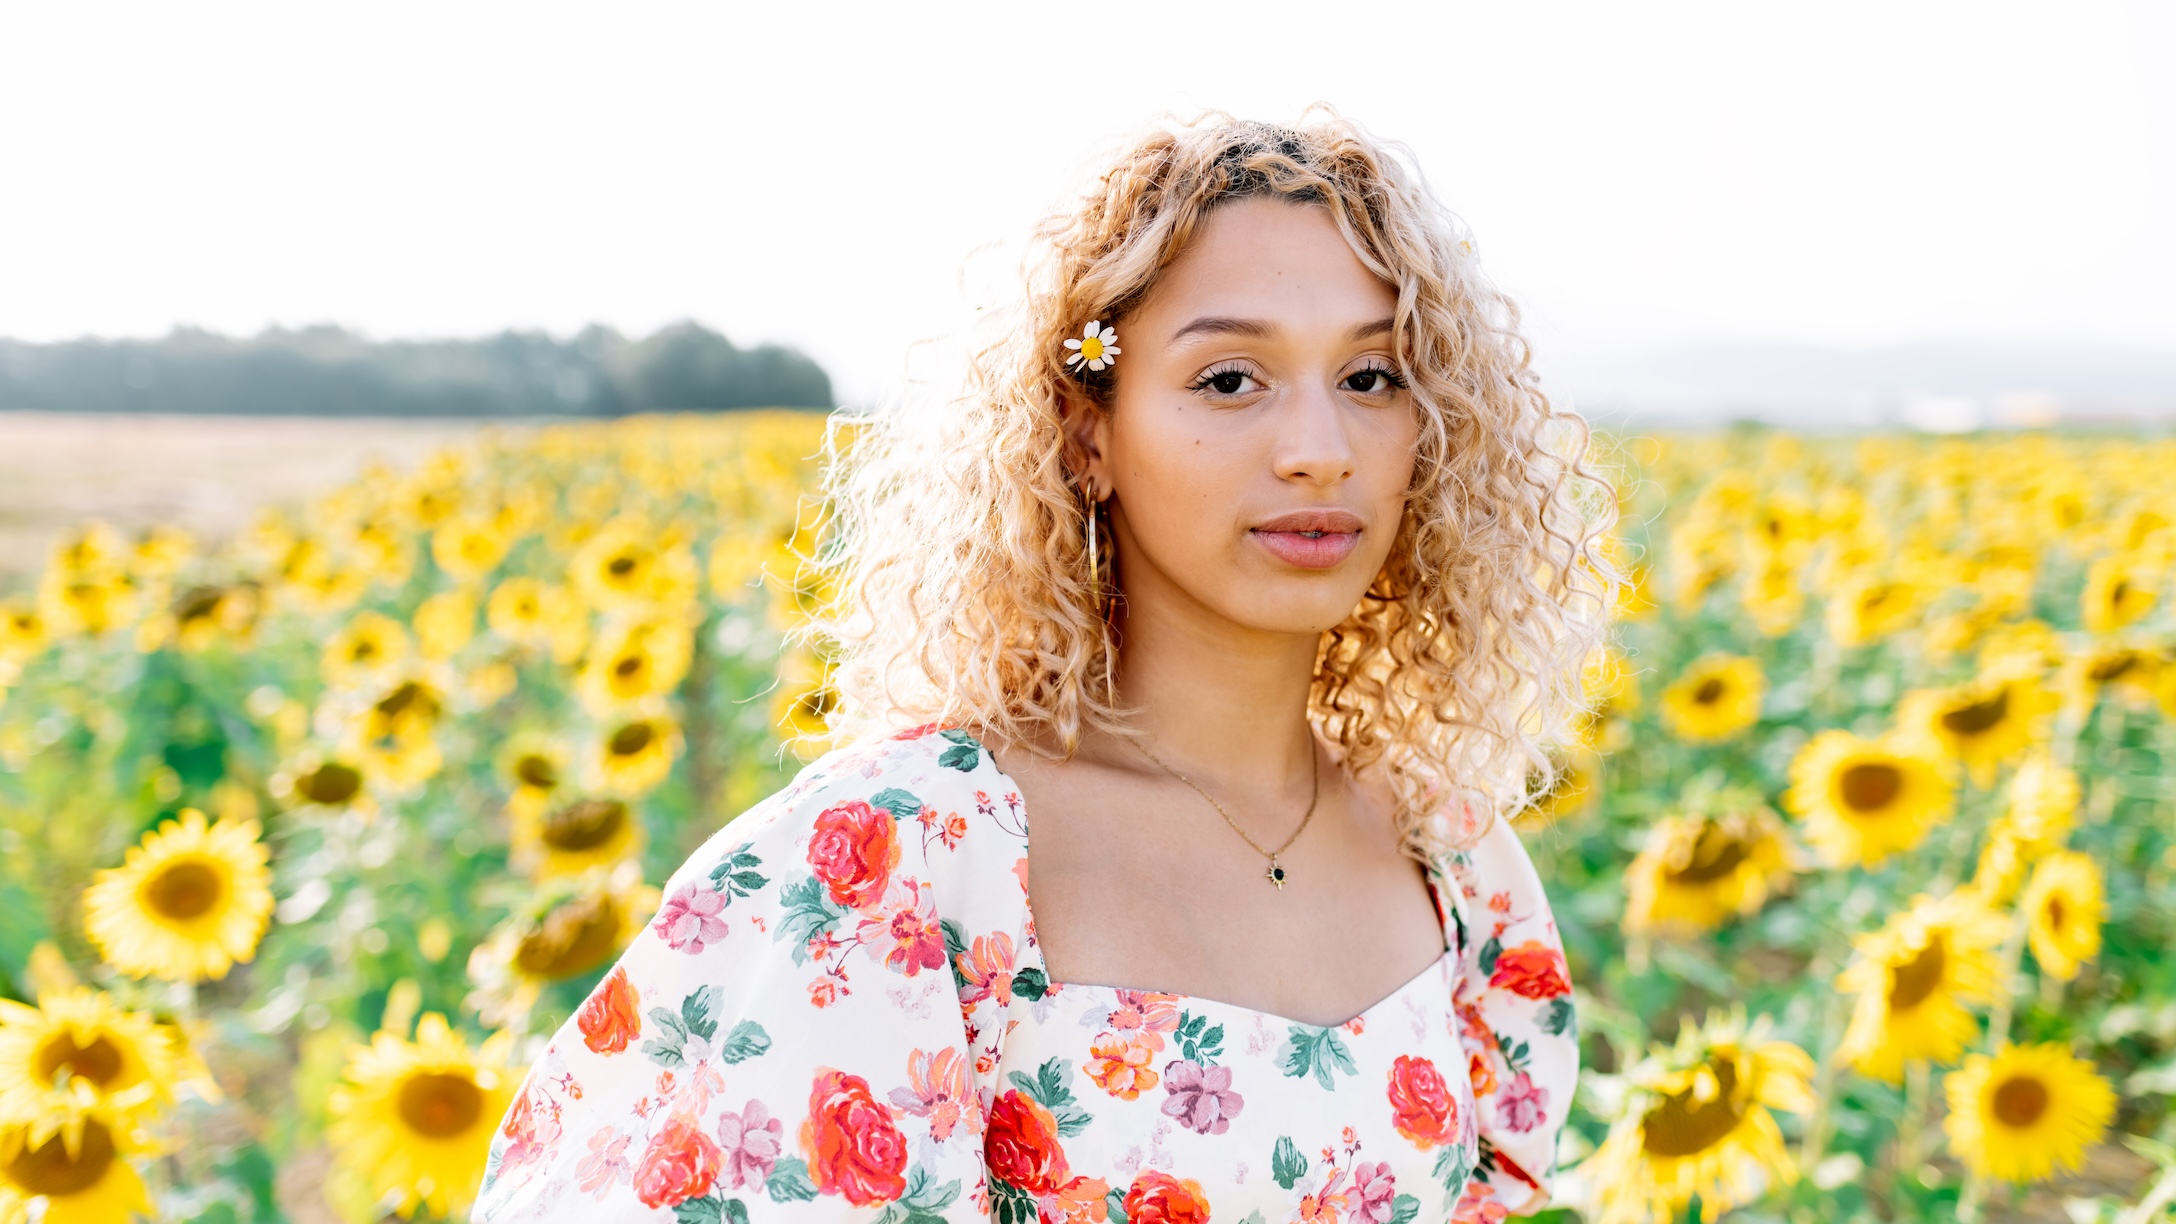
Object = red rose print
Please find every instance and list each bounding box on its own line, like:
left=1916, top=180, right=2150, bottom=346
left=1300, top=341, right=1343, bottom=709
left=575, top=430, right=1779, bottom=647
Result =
left=1387, top=1054, right=1458, bottom=1149
left=577, top=966, right=643, bottom=1055
left=983, top=1088, right=1071, bottom=1194
left=807, top=800, right=901, bottom=910
left=1487, top=941, right=1570, bottom=1000
left=800, top=1068, right=909, bottom=1206
left=632, top=1114, right=723, bottom=1209
left=1122, top=1170, right=1212, bottom=1224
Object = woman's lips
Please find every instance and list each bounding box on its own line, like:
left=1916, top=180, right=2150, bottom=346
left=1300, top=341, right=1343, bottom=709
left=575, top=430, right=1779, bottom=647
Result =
left=1249, top=510, right=1364, bottom=570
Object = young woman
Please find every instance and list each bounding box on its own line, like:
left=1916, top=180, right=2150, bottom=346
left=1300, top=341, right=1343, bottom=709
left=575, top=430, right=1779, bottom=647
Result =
left=475, top=114, right=1612, bottom=1223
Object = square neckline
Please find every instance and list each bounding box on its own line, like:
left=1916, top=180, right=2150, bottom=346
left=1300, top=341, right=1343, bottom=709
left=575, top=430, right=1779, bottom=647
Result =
left=954, top=729, right=1464, bottom=1031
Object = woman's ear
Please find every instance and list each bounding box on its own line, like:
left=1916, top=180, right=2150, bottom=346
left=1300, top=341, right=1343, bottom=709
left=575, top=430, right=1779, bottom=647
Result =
left=1058, top=386, right=1113, bottom=500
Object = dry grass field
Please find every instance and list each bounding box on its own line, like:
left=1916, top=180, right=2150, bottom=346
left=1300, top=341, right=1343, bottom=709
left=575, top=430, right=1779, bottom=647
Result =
left=0, top=413, right=502, bottom=586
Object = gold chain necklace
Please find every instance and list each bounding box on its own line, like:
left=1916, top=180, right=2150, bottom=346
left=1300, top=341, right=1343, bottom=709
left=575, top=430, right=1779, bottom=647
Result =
left=1136, top=739, right=1320, bottom=890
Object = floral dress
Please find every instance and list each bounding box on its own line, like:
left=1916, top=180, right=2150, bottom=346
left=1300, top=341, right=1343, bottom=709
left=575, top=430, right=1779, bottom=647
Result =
left=473, top=727, right=1577, bottom=1223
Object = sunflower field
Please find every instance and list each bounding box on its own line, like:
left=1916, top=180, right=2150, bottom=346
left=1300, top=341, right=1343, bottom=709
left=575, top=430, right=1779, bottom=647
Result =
left=1, top=420, right=2174, bottom=1224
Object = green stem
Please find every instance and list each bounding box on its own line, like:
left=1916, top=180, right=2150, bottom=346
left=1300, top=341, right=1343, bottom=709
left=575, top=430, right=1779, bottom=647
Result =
left=1958, top=1172, right=1989, bottom=1223
left=1798, top=965, right=1848, bottom=1171
left=1985, top=903, right=2030, bottom=1051
left=1898, top=1059, right=1931, bottom=1171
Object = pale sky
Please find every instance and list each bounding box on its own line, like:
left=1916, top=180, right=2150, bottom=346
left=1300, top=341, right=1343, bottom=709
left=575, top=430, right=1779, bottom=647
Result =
left=1, top=1, right=2170, bottom=406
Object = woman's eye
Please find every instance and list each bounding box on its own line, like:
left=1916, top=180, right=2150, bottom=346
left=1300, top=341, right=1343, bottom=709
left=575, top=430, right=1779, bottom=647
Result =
left=1192, top=368, right=1259, bottom=396
left=1343, top=368, right=1405, bottom=395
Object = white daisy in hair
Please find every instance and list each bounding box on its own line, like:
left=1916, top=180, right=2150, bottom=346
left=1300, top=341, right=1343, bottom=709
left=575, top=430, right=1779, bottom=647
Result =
left=1064, top=320, right=1120, bottom=371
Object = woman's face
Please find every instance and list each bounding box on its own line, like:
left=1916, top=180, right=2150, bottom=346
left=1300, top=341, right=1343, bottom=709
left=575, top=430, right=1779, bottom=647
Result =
left=1081, top=195, right=1420, bottom=640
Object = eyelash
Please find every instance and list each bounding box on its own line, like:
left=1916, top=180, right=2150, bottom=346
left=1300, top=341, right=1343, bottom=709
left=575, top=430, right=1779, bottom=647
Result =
left=1345, top=362, right=1410, bottom=393
left=1186, top=361, right=1410, bottom=397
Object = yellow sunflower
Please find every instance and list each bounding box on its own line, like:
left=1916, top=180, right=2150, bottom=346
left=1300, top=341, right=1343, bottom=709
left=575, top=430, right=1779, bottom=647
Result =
left=82, top=809, right=275, bottom=983
left=467, top=866, right=659, bottom=1025
left=575, top=615, right=693, bottom=714
left=2003, top=753, right=2080, bottom=847
left=1824, top=575, right=1922, bottom=648
left=570, top=519, right=697, bottom=612
left=499, top=735, right=570, bottom=822
left=1625, top=805, right=1793, bottom=935
left=0, top=1108, right=152, bottom=1224
left=1970, top=821, right=2040, bottom=908
left=321, top=610, right=411, bottom=691
left=272, top=751, right=374, bottom=816
left=429, top=515, right=510, bottom=584
left=590, top=710, right=683, bottom=797
left=1897, top=669, right=2055, bottom=788
left=772, top=650, right=838, bottom=753
left=326, top=1012, right=516, bottom=1220
left=1782, top=731, right=1953, bottom=867
left=1584, top=1009, right=1815, bottom=1224
left=2058, top=641, right=2161, bottom=716
left=157, top=583, right=259, bottom=654
left=1575, top=647, right=1642, bottom=751
left=2081, top=554, right=2155, bottom=635
left=0, top=990, right=177, bottom=1144
left=348, top=674, right=449, bottom=787
left=1740, top=561, right=1804, bottom=638
left=411, top=590, right=476, bottom=660
left=510, top=796, right=643, bottom=877
left=1658, top=654, right=1766, bottom=744
left=1834, top=892, right=2007, bottom=1081
left=1977, top=618, right=2063, bottom=676
left=2019, top=851, right=2104, bottom=982
left=1942, top=1043, right=2115, bottom=1183
left=0, top=603, right=47, bottom=663
left=486, top=576, right=589, bottom=664
left=1519, top=751, right=1598, bottom=826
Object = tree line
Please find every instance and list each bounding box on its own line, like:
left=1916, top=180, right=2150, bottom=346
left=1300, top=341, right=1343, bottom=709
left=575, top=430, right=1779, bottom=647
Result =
left=0, top=322, right=832, bottom=416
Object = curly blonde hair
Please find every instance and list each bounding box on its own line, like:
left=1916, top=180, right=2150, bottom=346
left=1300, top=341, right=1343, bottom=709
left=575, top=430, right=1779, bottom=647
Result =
left=814, top=111, right=1616, bottom=856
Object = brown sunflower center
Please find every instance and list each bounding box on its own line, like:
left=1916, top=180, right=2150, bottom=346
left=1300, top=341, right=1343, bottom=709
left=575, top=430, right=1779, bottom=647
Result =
left=2089, top=654, right=2139, bottom=683
left=1941, top=690, right=2011, bottom=737
left=396, top=1072, right=485, bottom=1138
left=350, top=639, right=379, bottom=663
left=515, top=893, right=624, bottom=979
left=1992, top=1074, right=2049, bottom=1128
left=1639, top=1057, right=1745, bottom=1158
left=542, top=798, right=628, bottom=852
left=1839, top=762, right=1903, bottom=813
left=1668, top=824, right=1750, bottom=884
left=3, top=1117, right=116, bottom=1195
left=2109, top=580, right=2132, bottom=608
left=514, top=755, right=560, bottom=790
left=1692, top=678, right=1726, bottom=706
left=613, top=655, right=645, bottom=680
left=1888, top=935, right=1949, bottom=1010
left=609, top=723, right=655, bottom=757
left=794, top=687, right=838, bottom=722
left=2046, top=895, right=2067, bottom=930
left=607, top=556, right=638, bottom=578
left=375, top=681, right=439, bottom=724
left=175, top=586, right=225, bottom=623
left=300, top=762, right=364, bottom=806
left=144, top=860, right=224, bottom=921
left=34, top=1032, right=126, bottom=1090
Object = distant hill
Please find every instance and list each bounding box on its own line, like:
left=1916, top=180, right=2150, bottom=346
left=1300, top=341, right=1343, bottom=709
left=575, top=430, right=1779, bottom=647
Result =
left=1559, top=340, right=2176, bottom=429
left=0, top=322, right=832, bottom=417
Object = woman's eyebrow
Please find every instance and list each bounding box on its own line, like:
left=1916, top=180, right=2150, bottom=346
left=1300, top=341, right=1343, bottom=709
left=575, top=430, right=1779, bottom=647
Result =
left=1348, top=317, right=1394, bottom=341
left=1168, top=316, right=1275, bottom=342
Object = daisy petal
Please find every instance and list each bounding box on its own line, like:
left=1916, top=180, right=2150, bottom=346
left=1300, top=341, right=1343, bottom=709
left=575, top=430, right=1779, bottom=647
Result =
left=1066, top=352, right=1084, bottom=367
left=1064, top=338, right=1083, bottom=349
left=1084, top=321, right=1101, bottom=339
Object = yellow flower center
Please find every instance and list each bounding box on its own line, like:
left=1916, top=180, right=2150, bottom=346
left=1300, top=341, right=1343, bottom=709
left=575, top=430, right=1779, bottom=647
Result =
left=300, top=762, right=364, bottom=806
left=3, top=1118, right=116, bottom=1196
left=1991, top=1074, right=2049, bottom=1128
left=609, top=723, right=656, bottom=757
left=1080, top=336, right=1105, bottom=361
left=145, top=860, right=225, bottom=922
left=515, top=894, right=624, bottom=980
left=514, top=755, right=560, bottom=790
left=1887, top=935, right=1948, bottom=1010
left=1941, top=690, right=2011, bottom=737
left=397, top=1071, right=485, bottom=1138
left=1839, top=762, right=1903, bottom=813
left=1639, top=1057, right=1745, bottom=1157
left=34, top=1032, right=126, bottom=1090
left=542, top=799, right=628, bottom=853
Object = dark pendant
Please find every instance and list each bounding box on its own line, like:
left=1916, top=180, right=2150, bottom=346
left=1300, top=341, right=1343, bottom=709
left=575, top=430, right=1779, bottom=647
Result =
left=1267, top=861, right=1288, bottom=889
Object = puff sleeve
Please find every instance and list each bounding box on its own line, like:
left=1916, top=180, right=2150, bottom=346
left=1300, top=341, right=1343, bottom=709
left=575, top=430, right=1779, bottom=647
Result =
left=1443, top=816, right=1580, bottom=1218
left=474, top=729, right=1029, bottom=1221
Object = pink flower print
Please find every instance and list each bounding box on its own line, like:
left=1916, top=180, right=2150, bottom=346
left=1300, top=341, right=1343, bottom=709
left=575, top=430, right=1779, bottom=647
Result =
left=1451, top=1183, right=1509, bottom=1224
left=1158, top=1060, right=1244, bottom=1135
left=495, top=1086, right=562, bottom=1181
left=1496, top=1071, right=1549, bottom=1133
left=955, top=931, right=1015, bottom=1004
left=653, top=881, right=729, bottom=953
left=576, top=1125, right=634, bottom=1198
left=716, top=1098, right=783, bottom=1190
left=1349, top=1162, right=1396, bottom=1224
left=1106, top=990, right=1182, bottom=1051
left=889, top=1046, right=977, bottom=1141
left=856, top=877, right=947, bottom=975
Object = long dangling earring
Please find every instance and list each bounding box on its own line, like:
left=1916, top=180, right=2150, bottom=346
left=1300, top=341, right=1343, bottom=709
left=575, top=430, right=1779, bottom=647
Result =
left=1084, top=477, right=1102, bottom=610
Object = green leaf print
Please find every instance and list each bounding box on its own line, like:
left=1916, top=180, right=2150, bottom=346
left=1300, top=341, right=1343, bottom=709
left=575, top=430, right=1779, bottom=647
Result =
left=1541, top=994, right=1576, bottom=1037
left=1010, top=966, right=1048, bottom=1000
left=1478, top=935, right=1502, bottom=976
left=1104, top=1188, right=1129, bottom=1224
left=766, top=1157, right=818, bottom=1202
left=641, top=1006, right=691, bottom=1067
left=990, top=1181, right=1039, bottom=1224
left=1237, top=1213, right=1265, bottom=1224
left=1388, top=1194, right=1421, bottom=1224
left=774, top=875, right=846, bottom=965
left=942, top=918, right=971, bottom=990
left=1270, top=1135, right=1306, bottom=1189
left=875, top=1166, right=963, bottom=1224
left=1277, top=1024, right=1358, bottom=1090
left=1432, top=1145, right=1474, bottom=1192
left=706, top=847, right=768, bottom=899
left=671, top=1193, right=725, bottom=1224
left=937, top=728, right=982, bottom=771
left=1174, top=1010, right=1226, bottom=1064
left=717, top=1019, right=770, bottom=1064
left=680, top=985, right=723, bottom=1042
left=1008, top=1057, right=1093, bottom=1135
left=869, top=787, right=924, bottom=822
